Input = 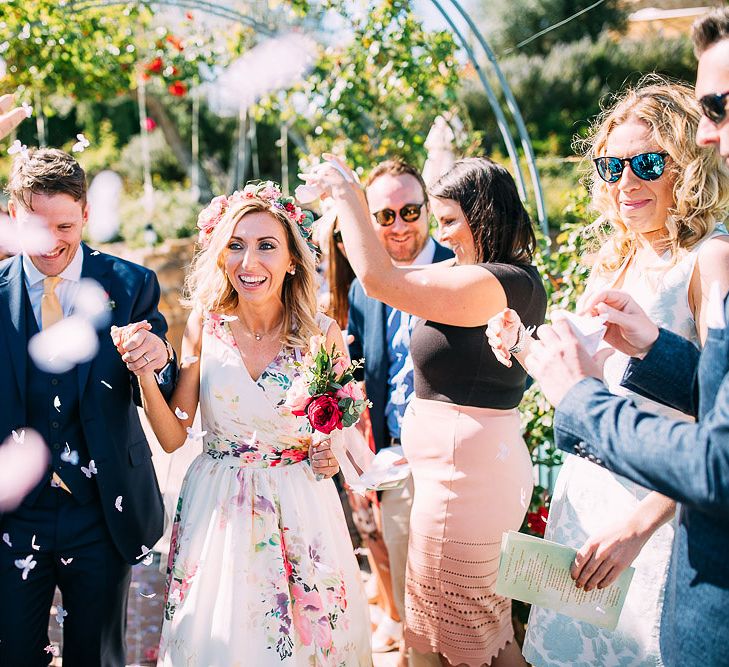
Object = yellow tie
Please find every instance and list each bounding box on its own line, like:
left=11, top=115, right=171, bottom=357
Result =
left=41, top=276, right=72, bottom=494
left=41, top=276, right=63, bottom=329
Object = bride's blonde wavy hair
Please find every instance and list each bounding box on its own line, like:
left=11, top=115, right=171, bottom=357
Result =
left=578, top=77, right=729, bottom=275
left=183, top=197, right=320, bottom=348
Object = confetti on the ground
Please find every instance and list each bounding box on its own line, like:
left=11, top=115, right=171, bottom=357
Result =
left=174, top=407, right=188, bottom=420
left=31, top=535, right=39, bottom=551
left=115, top=495, right=123, bottom=512
left=101, top=380, right=112, bottom=389
left=55, top=605, right=68, bottom=626
left=61, top=557, right=73, bottom=565
left=11, top=429, right=24, bottom=444
left=72, top=133, right=90, bottom=153
left=2, top=533, right=11, bottom=547
left=81, top=460, right=97, bottom=478
left=15, top=554, right=36, bottom=580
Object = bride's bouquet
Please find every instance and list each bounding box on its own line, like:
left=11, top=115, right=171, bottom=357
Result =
left=285, top=335, right=374, bottom=492
left=285, top=335, right=371, bottom=434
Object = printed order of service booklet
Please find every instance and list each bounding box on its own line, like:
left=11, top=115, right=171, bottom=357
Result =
left=495, top=530, right=635, bottom=630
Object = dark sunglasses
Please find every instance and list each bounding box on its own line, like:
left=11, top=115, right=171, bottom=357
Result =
left=371, top=202, right=425, bottom=226
left=699, top=90, right=729, bottom=125
left=593, top=152, right=668, bottom=183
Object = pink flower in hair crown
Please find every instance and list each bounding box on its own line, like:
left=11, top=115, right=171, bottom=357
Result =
left=195, top=181, right=316, bottom=251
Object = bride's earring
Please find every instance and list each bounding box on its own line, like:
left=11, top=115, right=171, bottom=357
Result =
left=288, top=267, right=296, bottom=275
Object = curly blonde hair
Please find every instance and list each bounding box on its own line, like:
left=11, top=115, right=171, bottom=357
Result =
left=183, top=197, right=320, bottom=348
left=579, top=77, right=729, bottom=275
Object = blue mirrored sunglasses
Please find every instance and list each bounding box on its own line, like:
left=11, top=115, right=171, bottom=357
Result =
left=593, top=152, right=668, bottom=183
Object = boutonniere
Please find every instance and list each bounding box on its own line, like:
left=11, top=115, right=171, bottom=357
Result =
left=104, top=292, right=116, bottom=311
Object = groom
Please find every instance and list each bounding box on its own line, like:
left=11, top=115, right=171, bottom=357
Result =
left=0, top=148, right=177, bottom=665
left=523, top=9, right=729, bottom=665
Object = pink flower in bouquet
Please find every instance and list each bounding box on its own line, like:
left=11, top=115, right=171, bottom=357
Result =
left=285, top=377, right=311, bottom=416
left=306, top=394, right=342, bottom=434
left=336, top=381, right=363, bottom=402
left=332, top=357, right=349, bottom=379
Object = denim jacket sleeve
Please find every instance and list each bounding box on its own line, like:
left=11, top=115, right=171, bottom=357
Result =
left=554, top=376, right=729, bottom=517
left=620, top=328, right=700, bottom=418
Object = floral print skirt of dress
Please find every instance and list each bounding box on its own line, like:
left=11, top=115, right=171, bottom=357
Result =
left=157, top=313, right=372, bottom=666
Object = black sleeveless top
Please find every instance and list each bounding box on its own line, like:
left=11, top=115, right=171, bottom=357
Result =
left=411, top=263, right=547, bottom=409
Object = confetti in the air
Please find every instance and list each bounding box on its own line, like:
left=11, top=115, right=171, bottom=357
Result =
left=60, top=557, right=73, bottom=566
left=186, top=427, right=207, bottom=440
left=11, top=429, right=25, bottom=444
left=15, top=554, right=36, bottom=580
left=174, top=407, right=188, bottom=420
left=8, top=139, right=28, bottom=157
left=182, top=355, right=199, bottom=364
left=115, top=495, right=123, bottom=512
left=81, top=460, right=97, bottom=478
left=21, top=101, right=32, bottom=118
left=0, top=429, right=49, bottom=512
left=101, top=381, right=112, bottom=389
left=71, top=133, right=90, bottom=153
left=60, top=447, right=79, bottom=466
left=29, top=315, right=99, bottom=374
left=31, top=534, right=39, bottom=551
left=136, top=545, right=151, bottom=560
left=53, top=396, right=61, bottom=412
left=140, top=592, right=156, bottom=599
left=142, top=553, right=154, bottom=566
left=55, top=605, right=68, bottom=626
left=2, top=533, right=11, bottom=547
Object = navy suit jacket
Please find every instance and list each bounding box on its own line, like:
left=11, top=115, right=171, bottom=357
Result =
left=347, top=240, right=453, bottom=452
left=0, top=243, right=176, bottom=564
left=554, top=295, right=729, bottom=666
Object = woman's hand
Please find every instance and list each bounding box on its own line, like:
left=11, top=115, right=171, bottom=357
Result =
left=309, top=438, right=340, bottom=480
left=300, top=154, right=362, bottom=202
left=486, top=308, right=522, bottom=367
left=571, top=519, right=650, bottom=591
left=111, top=320, right=167, bottom=377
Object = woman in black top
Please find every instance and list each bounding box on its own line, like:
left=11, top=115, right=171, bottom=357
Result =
left=308, top=156, right=546, bottom=667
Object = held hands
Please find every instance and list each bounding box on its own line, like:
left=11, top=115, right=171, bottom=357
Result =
left=486, top=308, right=523, bottom=367
left=0, top=93, right=29, bottom=141
left=111, top=320, right=169, bottom=376
left=581, top=290, right=659, bottom=359
left=524, top=320, right=614, bottom=407
left=309, top=438, right=340, bottom=480
left=571, top=519, right=649, bottom=591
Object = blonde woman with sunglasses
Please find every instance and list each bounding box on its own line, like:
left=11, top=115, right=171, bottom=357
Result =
left=488, top=79, right=729, bottom=666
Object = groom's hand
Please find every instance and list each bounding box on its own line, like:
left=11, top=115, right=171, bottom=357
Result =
left=113, top=320, right=169, bottom=374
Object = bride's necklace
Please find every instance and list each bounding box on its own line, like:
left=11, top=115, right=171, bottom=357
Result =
left=236, top=318, right=284, bottom=342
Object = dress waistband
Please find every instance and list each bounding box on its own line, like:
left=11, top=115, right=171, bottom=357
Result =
left=204, top=446, right=309, bottom=468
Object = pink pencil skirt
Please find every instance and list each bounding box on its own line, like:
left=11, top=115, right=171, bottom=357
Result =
left=401, top=397, right=533, bottom=667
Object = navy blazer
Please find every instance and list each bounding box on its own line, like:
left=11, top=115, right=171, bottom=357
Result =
left=347, top=240, right=454, bottom=452
left=554, top=295, right=729, bottom=666
left=0, top=244, right=176, bottom=564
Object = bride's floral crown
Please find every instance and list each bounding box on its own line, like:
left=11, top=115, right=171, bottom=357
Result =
left=196, top=181, right=316, bottom=252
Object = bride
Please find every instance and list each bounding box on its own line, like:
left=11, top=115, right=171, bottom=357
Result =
left=114, top=182, right=372, bottom=666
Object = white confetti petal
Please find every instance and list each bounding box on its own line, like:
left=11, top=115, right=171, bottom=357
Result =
left=29, top=315, right=99, bottom=374
left=14, top=554, right=36, bottom=580
left=54, top=605, right=68, bottom=626
left=53, top=396, right=61, bottom=412
left=31, top=534, right=39, bottom=551
left=101, top=381, right=112, bottom=389
left=11, top=429, right=25, bottom=444
left=60, top=447, right=79, bottom=465
left=90, top=250, right=100, bottom=256
left=2, top=533, right=11, bottom=547
left=0, top=429, right=49, bottom=512
left=44, top=644, right=59, bottom=656
left=136, top=544, right=151, bottom=560
left=140, top=592, right=156, bottom=599
left=142, top=553, right=154, bottom=566
left=8, top=139, right=27, bottom=157
left=186, top=427, right=207, bottom=440
left=181, top=355, right=199, bottom=364
left=71, top=133, right=90, bottom=153
left=219, top=314, right=238, bottom=322
left=60, top=557, right=73, bottom=565
left=80, top=460, right=97, bottom=478
left=21, top=101, right=32, bottom=118
left=174, top=407, right=189, bottom=420
left=115, top=495, right=123, bottom=512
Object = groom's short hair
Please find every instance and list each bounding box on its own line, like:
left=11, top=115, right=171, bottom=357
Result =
left=6, top=148, right=87, bottom=211
left=692, top=6, right=729, bottom=56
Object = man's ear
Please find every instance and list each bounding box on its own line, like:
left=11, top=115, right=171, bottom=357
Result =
left=7, top=198, right=17, bottom=221
left=82, top=202, right=89, bottom=225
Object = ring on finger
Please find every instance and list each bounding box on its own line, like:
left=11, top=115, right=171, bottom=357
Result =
left=142, top=353, right=151, bottom=364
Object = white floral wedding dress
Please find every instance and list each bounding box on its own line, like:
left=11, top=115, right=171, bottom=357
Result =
left=157, top=312, right=372, bottom=666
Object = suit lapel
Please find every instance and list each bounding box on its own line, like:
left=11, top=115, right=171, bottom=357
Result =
left=77, top=244, right=112, bottom=397
left=0, top=256, right=28, bottom=398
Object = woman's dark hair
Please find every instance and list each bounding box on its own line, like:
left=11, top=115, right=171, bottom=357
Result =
left=327, top=222, right=356, bottom=329
left=429, top=157, right=537, bottom=264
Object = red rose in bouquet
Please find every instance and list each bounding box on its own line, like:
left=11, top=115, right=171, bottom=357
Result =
left=526, top=505, right=549, bottom=537
left=306, top=394, right=343, bottom=435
